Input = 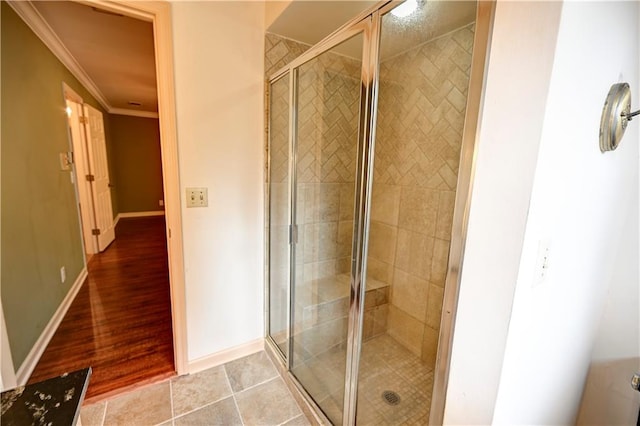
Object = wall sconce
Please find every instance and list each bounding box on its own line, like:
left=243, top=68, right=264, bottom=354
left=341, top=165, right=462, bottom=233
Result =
left=600, top=83, right=639, bottom=152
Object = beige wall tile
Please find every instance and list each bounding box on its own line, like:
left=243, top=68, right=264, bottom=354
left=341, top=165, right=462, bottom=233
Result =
left=373, top=304, right=388, bottom=336
left=339, top=183, right=355, bottom=220
left=435, top=190, right=456, bottom=241
left=387, top=305, right=424, bottom=356
left=391, top=268, right=429, bottom=321
left=304, top=183, right=341, bottom=223
left=366, top=256, right=393, bottom=284
left=398, top=186, right=439, bottom=236
left=337, top=220, right=353, bottom=256
left=375, top=287, right=389, bottom=305
left=270, top=182, right=290, bottom=226
left=302, top=260, right=336, bottom=284
left=370, top=184, right=401, bottom=226
left=431, top=238, right=450, bottom=286
left=421, top=326, right=439, bottom=368
left=425, top=284, right=444, bottom=330
left=335, top=256, right=351, bottom=274
left=438, top=163, right=458, bottom=190
left=368, top=221, right=397, bottom=264
left=302, top=222, right=338, bottom=263
left=395, top=229, right=435, bottom=281
left=363, top=309, right=374, bottom=340
left=394, top=228, right=411, bottom=272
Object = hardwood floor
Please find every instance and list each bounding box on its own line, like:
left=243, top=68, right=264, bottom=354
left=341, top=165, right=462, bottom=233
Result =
left=28, top=217, right=175, bottom=401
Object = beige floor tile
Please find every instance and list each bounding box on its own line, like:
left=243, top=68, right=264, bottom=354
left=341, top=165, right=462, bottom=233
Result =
left=235, top=378, right=302, bottom=425
left=224, top=351, right=278, bottom=392
left=173, top=397, right=242, bottom=426
left=103, top=381, right=172, bottom=426
left=281, top=414, right=312, bottom=426
left=80, top=401, right=105, bottom=426
left=171, top=366, right=233, bottom=416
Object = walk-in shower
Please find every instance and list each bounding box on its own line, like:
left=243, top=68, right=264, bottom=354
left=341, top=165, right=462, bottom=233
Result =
left=265, top=1, right=492, bottom=424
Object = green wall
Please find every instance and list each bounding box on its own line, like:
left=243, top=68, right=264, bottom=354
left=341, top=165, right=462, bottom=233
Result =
left=1, top=2, right=113, bottom=371
left=109, top=115, right=164, bottom=213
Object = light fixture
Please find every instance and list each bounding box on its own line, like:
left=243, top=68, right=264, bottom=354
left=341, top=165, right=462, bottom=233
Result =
left=599, top=82, right=639, bottom=152
left=65, top=106, right=72, bottom=117
left=391, top=0, right=418, bottom=18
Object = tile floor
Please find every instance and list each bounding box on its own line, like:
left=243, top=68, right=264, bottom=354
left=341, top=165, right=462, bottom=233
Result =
left=80, top=335, right=433, bottom=425
left=80, top=351, right=310, bottom=426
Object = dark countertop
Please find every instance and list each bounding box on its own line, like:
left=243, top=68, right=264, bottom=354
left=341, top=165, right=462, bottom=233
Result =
left=1, top=368, right=91, bottom=426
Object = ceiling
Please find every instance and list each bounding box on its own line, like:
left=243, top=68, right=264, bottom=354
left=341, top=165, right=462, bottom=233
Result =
left=26, top=1, right=475, bottom=116
left=32, top=1, right=157, bottom=115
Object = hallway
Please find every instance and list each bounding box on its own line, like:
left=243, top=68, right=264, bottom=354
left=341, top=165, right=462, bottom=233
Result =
left=28, top=217, right=175, bottom=402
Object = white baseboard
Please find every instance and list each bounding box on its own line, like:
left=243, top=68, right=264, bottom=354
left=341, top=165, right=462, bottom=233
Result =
left=16, top=267, right=88, bottom=385
left=187, top=338, right=264, bottom=375
left=116, top=210, right=165, bottom=223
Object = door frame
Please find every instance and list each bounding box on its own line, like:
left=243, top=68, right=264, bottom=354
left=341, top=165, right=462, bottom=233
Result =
left=63, top=84, right=99, bottom=257
left=72, top=0, right=188, bottom=375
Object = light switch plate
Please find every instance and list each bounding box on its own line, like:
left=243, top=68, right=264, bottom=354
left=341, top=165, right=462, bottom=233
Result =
left=186, top=188, right=208, bottom=207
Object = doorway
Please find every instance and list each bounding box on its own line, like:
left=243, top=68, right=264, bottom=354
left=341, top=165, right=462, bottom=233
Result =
left=7, top=0, right=187, bottom=393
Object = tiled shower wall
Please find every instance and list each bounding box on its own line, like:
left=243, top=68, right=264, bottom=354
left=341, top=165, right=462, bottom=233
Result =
left=265, top=33, right=364, bottom=357
left=368, top=24, right=475, bottom=366
left=265, top=23, right=474, bottom=367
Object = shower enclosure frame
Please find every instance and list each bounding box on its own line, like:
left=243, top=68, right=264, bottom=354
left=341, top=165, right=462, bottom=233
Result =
left=264, top=1, right=495, bottom=424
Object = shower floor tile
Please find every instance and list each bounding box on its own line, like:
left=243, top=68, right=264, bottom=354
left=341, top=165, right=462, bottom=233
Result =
left=291, top=333, right=434, bottom=424
left=357, top=334, right=433, bottom=425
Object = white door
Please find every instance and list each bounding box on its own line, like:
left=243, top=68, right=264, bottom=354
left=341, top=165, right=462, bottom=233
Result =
left=67, top=99, right=98, bottom=255
left=83, top=104, right=115, bottom=251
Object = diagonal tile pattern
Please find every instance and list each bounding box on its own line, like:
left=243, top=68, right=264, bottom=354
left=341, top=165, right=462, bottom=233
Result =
left=369, top=23, right=475, bottom=366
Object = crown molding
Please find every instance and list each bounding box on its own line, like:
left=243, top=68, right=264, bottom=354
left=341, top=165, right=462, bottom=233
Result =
left=109, top=108, right=159, bottom=119
left=7, top=0, right=112, bottom=112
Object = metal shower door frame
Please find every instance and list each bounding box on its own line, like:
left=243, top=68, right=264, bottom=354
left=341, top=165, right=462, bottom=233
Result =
left=264, top=1, right=496, bottom=424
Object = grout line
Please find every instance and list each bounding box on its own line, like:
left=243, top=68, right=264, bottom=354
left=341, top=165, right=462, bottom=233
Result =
left=169, top=378, right=175, bottom=421
left=171, top=396, right=229, bottom=422
left=223, top=365, right=246, bottom=426
left=233, top=375, right=280, bottom=395
left=100, top=401, right=108, bottom=426
left=276, top=413, right=299, bottom=426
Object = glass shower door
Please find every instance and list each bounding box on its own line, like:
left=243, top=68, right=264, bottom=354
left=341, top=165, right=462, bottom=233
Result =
left=289, top=32, right=364, bottom=425
left=267, top=74, right=291, bottom=358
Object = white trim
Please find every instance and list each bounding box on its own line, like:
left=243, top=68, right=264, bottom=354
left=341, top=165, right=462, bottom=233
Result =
left=117, top=210, right=165, bottom=221
left=187, top=339, right=265, bottom=375
left=109, top=108, right=159, bottom=119
left=16, top=268, right=88, bottom=385
left=7, top=1, right=111, bottom=112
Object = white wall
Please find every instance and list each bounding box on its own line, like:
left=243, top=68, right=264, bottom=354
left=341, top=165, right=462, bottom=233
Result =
left=576, top=181, right=639, bottom=425
left=446, top=1, right=639, bottom=424
left=171, top=1, right=266, bottom=362
left=492, top=1, right=639, bottom=424
left=444, top=2, right=562, bottom=423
